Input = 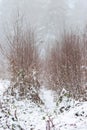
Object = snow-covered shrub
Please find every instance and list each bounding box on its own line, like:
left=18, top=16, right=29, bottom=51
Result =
left=0, top=95, right=25, bottom=130
left=7, top=68, right=43, bottom=104
left=56, top=88, right=75, bottom=113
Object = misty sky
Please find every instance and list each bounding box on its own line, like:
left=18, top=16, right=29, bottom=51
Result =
left=0, top=0, right=87, bottom=41
left=0, top=0, right=87, bottom=58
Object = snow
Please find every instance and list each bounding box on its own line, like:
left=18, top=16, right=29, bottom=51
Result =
left=0, top=79, right=10, bottom=98
left=54, top=102, right=87, bottom=130
left=39, top=86, right=56, bottom=110
left=68, top=0, right=77, bottom=9
left=0, top=80, right=87, bottom=130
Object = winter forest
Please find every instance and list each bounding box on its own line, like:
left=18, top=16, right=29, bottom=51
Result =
left=0, top=0, right=87, bottom=130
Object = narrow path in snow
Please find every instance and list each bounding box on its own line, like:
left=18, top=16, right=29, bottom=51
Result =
left=40, top=86, right=56, bottom=110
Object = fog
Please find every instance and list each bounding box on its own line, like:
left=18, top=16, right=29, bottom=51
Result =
left=0, top=0, right=87, bottom=42
left=0, top=0, right=87, bottom=78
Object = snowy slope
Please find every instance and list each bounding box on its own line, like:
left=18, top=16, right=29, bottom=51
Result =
left=0, top=80, right=87, bottom=130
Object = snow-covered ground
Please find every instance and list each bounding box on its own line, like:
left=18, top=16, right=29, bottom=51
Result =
left=0, top=79, right=10, bottom=98
left=0, top=80, right=87, bottom=130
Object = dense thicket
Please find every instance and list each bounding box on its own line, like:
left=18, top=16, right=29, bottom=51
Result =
left=0, top=14, right=87, bottom=101
left=46, top=31, right=87, bottom=100
left=0, top=15, right=43, bottom=104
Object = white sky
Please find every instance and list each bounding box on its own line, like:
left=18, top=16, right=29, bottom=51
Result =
left=0, top=0, right=87, bottom=41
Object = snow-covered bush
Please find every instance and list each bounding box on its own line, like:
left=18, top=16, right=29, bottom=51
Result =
left=56, top=88, right=75, bottom=113
left=5, top=68, right=43, bottom=104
